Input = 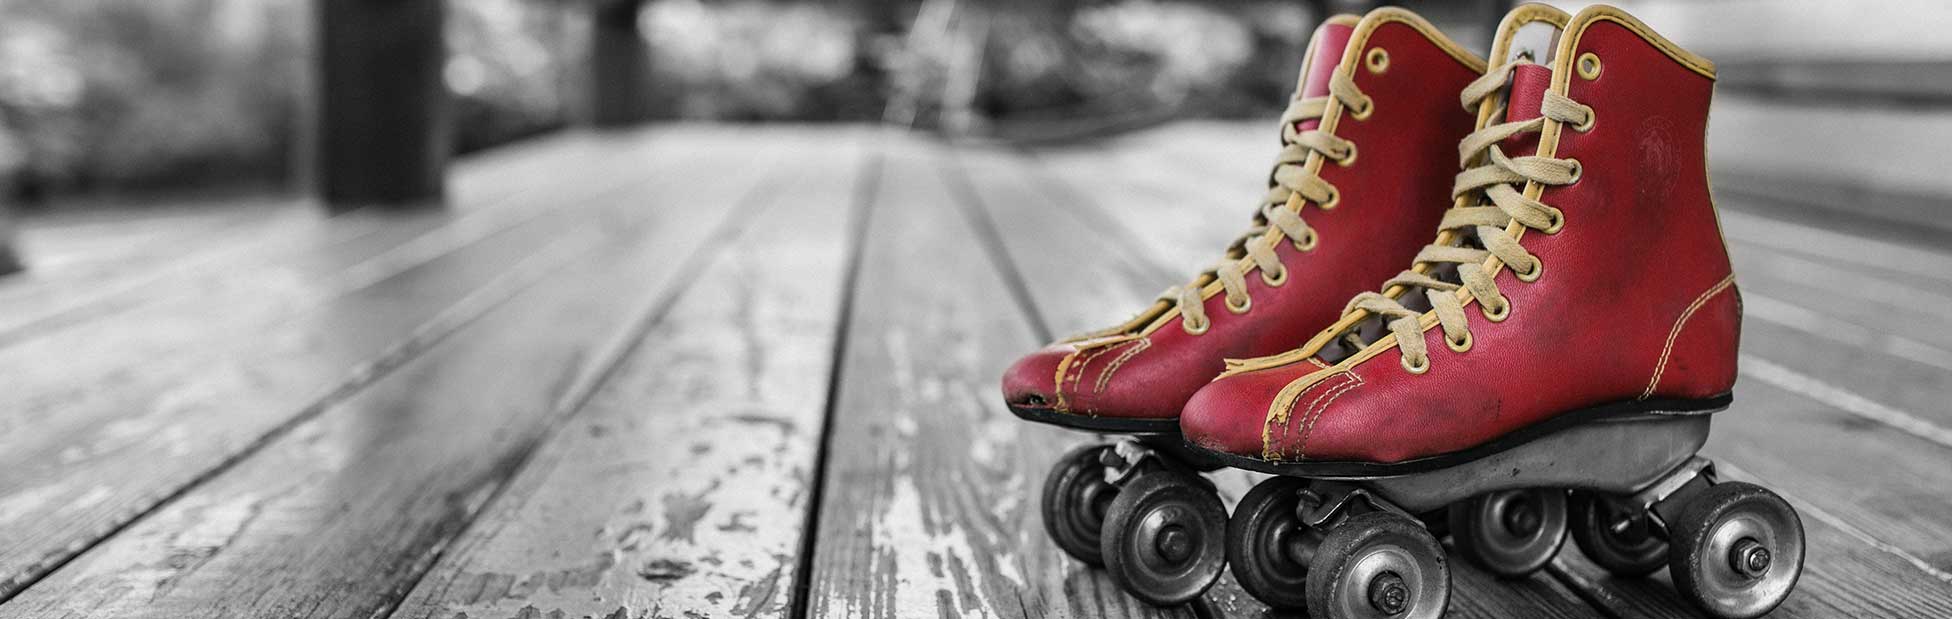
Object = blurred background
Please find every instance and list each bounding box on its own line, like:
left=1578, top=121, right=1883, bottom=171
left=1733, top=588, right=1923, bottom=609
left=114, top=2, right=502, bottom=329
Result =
left=0, top=0, right=1947, bottom=273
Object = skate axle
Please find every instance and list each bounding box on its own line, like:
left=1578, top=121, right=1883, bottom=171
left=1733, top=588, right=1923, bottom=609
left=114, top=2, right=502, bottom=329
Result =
left=1730, top=538, right=1771, bottom=578
left=1367, top=572, right=1409, bottom=614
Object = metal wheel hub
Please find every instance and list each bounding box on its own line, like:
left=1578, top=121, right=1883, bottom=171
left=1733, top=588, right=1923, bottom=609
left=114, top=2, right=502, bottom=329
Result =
left=1699, top=511, right=1798, bottom=615
left=1335, top=546, right=1439, bottom=619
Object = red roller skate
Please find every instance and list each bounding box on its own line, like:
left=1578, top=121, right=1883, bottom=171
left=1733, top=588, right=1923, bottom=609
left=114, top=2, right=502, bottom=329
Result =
left=1182, top=5, right=1804, bottom=618
left=1000, top=8, right=1486, bottom=606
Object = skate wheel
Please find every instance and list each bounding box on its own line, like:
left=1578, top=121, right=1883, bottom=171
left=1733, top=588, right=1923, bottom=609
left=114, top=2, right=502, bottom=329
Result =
left=1448, top=488, right=1567, bottom=578
left=1569, top=490, right=1667, bottom=577
left=1101, top=468, right=1227, bottom=606
left=1307, top=510, right=1449, bottom=619
left=1041, top=443, right=1117, bottom=566
left=1667, top=482, right=1804, bottom=619
left=1226, top=477, right=1319, bottom=609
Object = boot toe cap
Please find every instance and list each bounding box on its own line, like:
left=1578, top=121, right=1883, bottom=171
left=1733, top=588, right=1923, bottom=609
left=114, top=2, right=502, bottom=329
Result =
left=1181, top=368, right=1300, bottom=457
left=1001, top=345, right=1068, bottom=411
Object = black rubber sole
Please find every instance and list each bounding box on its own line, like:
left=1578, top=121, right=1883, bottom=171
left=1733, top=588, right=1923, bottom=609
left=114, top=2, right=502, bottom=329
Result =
left=1008, top=403, right=1181, bottom=434
left=1194, top=393, right=1733, bottom=478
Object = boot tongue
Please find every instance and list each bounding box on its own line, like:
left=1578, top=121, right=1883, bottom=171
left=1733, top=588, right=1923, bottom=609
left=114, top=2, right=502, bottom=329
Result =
left=1293, top=21, right=1355, bottom=132
left=1498, top=63, right=1554, bottom=155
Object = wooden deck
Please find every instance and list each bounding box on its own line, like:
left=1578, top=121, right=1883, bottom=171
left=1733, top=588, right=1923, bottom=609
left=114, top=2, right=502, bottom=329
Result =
left=0, top=123, right=1948, bottom=618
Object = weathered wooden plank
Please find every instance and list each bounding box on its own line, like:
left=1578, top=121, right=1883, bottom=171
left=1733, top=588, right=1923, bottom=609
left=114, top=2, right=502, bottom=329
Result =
left=0, top=129, right=678, bottom=348
left=968, top=140, right=1602, bottom=618
left=0, top=128, right=812, bottom=618
left=806, top=138, right=1186, bottom=619
left=0, top=129, right=746, bottom=600
left=388, top=133, right=867, bottom=619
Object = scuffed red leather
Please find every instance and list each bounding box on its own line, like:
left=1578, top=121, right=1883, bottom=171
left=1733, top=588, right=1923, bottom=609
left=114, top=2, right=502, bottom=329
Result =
left=1190, top=18, right=1741, bottom=463
left=1002, top=18, right=1481, bottom=422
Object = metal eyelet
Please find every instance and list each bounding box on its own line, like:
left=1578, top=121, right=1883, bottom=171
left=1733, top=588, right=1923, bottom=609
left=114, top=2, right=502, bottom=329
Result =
left=1366, top=47, right=1390, bottom=74
left=1542, top=209, right=1566, bottom=234
left=1335, top=142, right=1358, bottom=167
left=1183, top=315, right=1210, bottom=335
left=1577, top=52, right=1603, bottom=80
left=1318, top=185, right=1341, bottom=210
left=1261, top=265, right=1288, bottom=287
left=1446, top=331, right=1473, bottom=353
left=1573, top=106, right=1597, bottom=133
left=1402, top=354, right=1430, bottom=375
left=1565, top=159, right=1583, bottom=184
left=1483, top=299, right=1512, bottom=322
left=1348, top=97, right=1375, bottom=121
left=1227, top=294, right=1252, bottom=315
left=1515, top=259, right=1543, bottom=283
left=1293, top=229, right=1319, bottom=252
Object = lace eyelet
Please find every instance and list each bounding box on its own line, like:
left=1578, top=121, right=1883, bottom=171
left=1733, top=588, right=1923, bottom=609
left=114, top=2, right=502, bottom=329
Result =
left=1446, top=331, right=1473, bottom=353
left=1515, top=259, right=1543, bottom=283
left=1366, top=47, right=1390, bottom=74
left=1483, top=299, right=1512, bottom=322
left=1227, top=294, right=1252, bottom=315
left=1348, top=97, right=1375, bottom=121
left=1318, top=186, right=1341, bottom=210
left=1401, top=354, right=1430, bottom=375
left=1542, top=209, right=1566, bottom=234
left=1183, top=315, right=1210, bottom=335
left=1261, top=266, right=1288, bottom=287
left=1335, top=142, right=1358, bottom=167
left=1565, top=158, right=1583, bottom=184
left=1573, top=107, right=1596, bottom=133
left=1293, top=229, right=1319, bottom=252
left=1577, top=52, right=1603, bottom=80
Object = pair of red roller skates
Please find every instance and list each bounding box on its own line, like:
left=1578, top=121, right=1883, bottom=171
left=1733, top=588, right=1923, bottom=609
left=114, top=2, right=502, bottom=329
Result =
left=1002, top=4, right=1804, bottom=619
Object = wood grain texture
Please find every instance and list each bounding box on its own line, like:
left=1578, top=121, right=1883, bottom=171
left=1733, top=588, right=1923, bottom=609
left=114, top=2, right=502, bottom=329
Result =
left=0, top=130, right=769, bottom=604
left=0, top=130, right=677, bottom=350
left=806, top=137, right=1190, bottom=619
left=0, top=128, right=800, bottom=618
left=389, top=132, right=868, bottom=619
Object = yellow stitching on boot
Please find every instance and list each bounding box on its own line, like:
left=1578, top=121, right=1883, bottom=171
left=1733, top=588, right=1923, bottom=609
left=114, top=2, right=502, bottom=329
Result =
left=1294, top=372, right=1362, bottom=460
left=1051, top=350, right=1076, bottom=413
left=1064, top=343, right=1120, bottom=409
left=1641, top=274, right=1737, bottom=400
left=1094, top=339, right=1152, bottom=394
left=1263, top=372, right=1356, bottom=461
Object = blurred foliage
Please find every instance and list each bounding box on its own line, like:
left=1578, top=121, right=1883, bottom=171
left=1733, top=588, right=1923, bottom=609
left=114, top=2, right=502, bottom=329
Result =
left=644, top=0, right=1311, bottom=126
left=0, top=0, right=1307, bottom=204
left=0, top=0, right=305, bottom=202
left=643, top=0, right=880, bottom=120
left=0, top=0, right=575, bottom=205
left=447, top=0, right=578, bottom=154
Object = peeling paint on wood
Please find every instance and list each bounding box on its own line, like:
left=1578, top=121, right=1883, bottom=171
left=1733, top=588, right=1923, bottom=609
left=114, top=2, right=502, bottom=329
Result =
left=388, top=133, right=867, bottom=619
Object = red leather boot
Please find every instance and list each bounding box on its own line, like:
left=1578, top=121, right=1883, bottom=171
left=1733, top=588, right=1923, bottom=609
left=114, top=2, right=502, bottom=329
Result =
left=1004, top=8, right=1485, bottom=606
left=1186, top=6, right=1804, bottom=618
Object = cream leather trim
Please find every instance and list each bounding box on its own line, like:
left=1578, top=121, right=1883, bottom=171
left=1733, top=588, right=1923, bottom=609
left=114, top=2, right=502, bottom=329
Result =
left=1264, top=3, right=1723, bottom=396
left=1216, top=8, right=1566, bottom=383
left=1641, top=274, right=1737, bottom=399
left=1136, top=7, right=1486, bottom=340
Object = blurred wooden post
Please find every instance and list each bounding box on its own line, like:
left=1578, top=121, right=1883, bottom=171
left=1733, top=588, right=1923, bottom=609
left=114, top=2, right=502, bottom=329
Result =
left=314, top=0, right=450, bottom=211
left=0, top=199, right=19, bottom=276
left=588, top=0, right=651, bottom=126
left=0, top=144, right=20, bottom=275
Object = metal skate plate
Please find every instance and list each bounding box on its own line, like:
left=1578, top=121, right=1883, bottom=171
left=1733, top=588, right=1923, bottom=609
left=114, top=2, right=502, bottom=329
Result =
left=1362, top=415, right=1710, bottom=512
